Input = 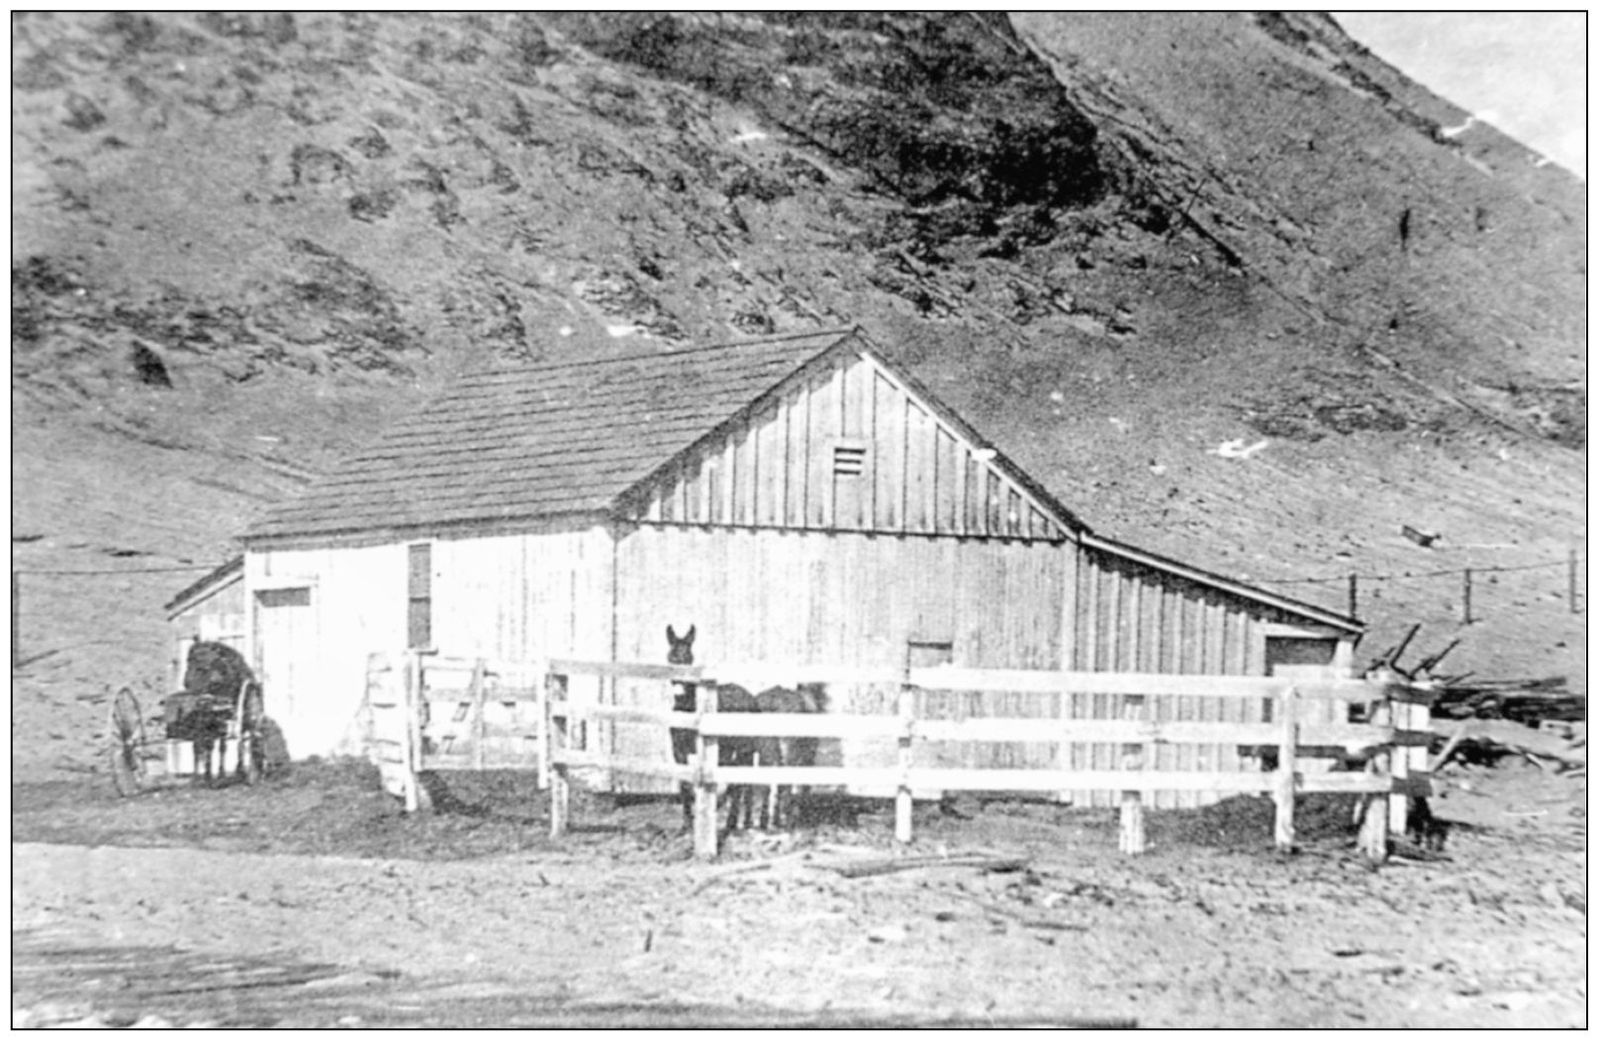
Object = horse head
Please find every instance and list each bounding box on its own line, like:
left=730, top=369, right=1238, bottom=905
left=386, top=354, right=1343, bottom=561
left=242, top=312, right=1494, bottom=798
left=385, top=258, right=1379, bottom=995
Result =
left=183, top=641, right=254, bottom=700
left=665, top=624, right=697, bottom=666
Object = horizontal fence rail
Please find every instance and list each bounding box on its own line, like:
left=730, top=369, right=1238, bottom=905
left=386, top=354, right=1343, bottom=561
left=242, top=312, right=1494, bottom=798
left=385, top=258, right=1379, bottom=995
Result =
left=539, top=659, right=1433, bottom=860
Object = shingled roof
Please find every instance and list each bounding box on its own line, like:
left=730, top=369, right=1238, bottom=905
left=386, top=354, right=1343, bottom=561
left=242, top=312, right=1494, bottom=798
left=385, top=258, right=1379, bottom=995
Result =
left=245, top=328, right=861, bottom=542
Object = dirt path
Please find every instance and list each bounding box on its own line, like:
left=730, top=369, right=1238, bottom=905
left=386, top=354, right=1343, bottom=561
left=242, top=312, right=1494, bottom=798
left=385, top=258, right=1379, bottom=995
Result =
left=12, top=767, right=1586, bottom=1030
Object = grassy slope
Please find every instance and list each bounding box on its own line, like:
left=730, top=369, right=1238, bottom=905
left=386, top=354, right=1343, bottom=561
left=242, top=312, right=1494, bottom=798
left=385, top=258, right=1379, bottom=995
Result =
left=9, top=13, right=1583, bottom=779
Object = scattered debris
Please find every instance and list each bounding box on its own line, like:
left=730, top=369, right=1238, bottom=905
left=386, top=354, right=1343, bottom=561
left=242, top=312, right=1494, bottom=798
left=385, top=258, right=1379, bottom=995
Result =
left=1212, top=438, right=1269, bottom=459
left=822, top=853, right=1029, bottom=880
left=1401, top=525, right=1440, bottom=547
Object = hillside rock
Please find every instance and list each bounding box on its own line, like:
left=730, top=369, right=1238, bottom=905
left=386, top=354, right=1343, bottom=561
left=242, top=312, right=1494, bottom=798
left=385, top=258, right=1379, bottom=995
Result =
left=9, top=12, right=1583, bottom=716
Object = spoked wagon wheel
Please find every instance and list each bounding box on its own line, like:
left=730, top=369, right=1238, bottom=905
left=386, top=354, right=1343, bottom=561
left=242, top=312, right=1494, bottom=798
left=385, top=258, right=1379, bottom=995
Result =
left=107, top=686, right=149, bottom=798
left=235, top=680, right=267, bottom=785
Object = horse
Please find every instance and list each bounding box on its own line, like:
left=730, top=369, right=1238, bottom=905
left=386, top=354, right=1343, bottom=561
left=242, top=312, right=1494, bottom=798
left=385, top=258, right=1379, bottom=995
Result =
left=665, top=625, right=760, bottom=834
left=163, top=641, right=266, bottom=783
left=753, top=683, right=824, bottom=829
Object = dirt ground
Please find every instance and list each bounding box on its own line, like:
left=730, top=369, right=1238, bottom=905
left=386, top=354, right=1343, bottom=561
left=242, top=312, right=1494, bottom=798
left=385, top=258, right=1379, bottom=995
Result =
left=10, top=756, right=1586, bottom=1028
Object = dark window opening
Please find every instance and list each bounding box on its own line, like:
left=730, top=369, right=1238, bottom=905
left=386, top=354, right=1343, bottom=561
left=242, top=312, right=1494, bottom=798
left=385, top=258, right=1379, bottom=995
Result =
left=408, top=543, right=432, bottom=650
left=256, top=586, right=311, bottom=609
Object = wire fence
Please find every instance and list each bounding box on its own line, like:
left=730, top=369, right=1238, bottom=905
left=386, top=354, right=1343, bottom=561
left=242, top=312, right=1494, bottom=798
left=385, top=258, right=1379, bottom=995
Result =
left=1255, top=550, right=1585, bottom=624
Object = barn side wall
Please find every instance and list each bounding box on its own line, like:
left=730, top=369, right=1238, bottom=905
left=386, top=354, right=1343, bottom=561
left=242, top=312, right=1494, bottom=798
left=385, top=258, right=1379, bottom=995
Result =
left=245, top=543, right=404, bottom=760
left=247, top=526, right=614, bottom=760
left=607, top=523, right=1069, bottom=792
left=1064, top=542, right=1357, bottom=809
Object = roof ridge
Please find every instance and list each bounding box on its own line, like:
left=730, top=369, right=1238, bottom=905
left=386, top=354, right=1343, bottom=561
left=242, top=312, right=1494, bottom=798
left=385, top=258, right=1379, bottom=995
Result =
left=459, top=326, right=859, bottom=381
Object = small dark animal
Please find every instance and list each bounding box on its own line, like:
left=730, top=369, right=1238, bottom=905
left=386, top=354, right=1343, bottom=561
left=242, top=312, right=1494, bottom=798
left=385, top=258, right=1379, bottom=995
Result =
left=1405, top=795, right=1447, bottom=853
left=666, top=625, right=760, bottom=834
left=753, top=683, right=824, bottom=830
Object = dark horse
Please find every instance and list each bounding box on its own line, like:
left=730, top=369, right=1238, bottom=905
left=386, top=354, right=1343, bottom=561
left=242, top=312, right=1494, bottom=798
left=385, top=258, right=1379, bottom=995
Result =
left=163, top=641, right=265, bottom=782
left=753, top=683, right=824, bottom=829
left=665, top=625, right=760, bottom=834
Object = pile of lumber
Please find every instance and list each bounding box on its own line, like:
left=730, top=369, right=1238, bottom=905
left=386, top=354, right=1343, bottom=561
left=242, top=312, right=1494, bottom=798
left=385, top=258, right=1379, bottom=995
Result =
left=1431, top=677, right=1585, bottom=726
left=1364, top=626, right=1585, bottom=774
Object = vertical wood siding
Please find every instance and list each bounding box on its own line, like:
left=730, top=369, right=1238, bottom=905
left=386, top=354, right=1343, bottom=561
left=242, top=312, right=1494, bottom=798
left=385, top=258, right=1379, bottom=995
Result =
left=168, top=578, right=245, bottom=690
left=609, top=526, right=1069, bottom=791
left=247, top=527, right=613, bottom=760
left=1059, top=543, right=1353, bottom=809
left=630, top=352, right=1072, bottom=542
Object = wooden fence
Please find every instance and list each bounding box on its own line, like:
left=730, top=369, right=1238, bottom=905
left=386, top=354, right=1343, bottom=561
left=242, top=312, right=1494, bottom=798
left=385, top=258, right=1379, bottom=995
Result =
left=363, top=651, right=549, bottom=812
left=361, top=652, right=1434, bottom=859
left=543, top=660, right=1434, bottom=860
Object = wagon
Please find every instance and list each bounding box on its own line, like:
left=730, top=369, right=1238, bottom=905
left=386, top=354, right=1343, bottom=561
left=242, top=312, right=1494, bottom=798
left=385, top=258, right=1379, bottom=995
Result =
left=106, top=681, right=266, bottom=796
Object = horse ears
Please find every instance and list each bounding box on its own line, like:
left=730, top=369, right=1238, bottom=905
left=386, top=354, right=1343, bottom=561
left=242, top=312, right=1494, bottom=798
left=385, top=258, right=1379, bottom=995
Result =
left=685, top=624, right=695, bottom=645
left=666, top=625, right=677, bottom=644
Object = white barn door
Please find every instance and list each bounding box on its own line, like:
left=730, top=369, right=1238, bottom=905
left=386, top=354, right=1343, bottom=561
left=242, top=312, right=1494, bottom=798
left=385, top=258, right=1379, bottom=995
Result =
left=254, top=585, right=315, bottom=758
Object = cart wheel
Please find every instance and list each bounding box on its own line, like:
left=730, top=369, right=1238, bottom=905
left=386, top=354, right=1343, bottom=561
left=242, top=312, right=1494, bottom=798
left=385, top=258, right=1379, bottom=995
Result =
left=240, top=735, right=263, bottom=786
left=107, top=687, right=148, bottom=798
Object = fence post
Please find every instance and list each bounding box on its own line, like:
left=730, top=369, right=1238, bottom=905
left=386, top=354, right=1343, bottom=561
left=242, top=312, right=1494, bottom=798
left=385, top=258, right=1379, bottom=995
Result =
left=693, top=680, right=720, bottom=860
left=1387, top=679, right=1412, bottom=836
left=1273, top=685, right=1299, bottom=853
left=1570, top=548, right=1581, bottom=614
left=11, top=570, right=18, bottom=671
left=1358, top=683, right=1390, bottom=862
left=1461, top=568, right=1473, bottom=625
left=547, top=670, right=570, bottom=838
left=402, top=652, right=423, bottom=814
left=1347, top=572, right=1358, bottom=620
left=1118, top=693, right=1146, bottom=855
left=894, top=681, right=914, bottom=845
left=470, top=659, right=487, bottom=772
left=535, top=660, right=551, bottom=791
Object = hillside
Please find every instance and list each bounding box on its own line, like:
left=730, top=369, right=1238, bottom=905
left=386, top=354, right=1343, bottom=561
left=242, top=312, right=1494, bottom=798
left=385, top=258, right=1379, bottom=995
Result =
left=10, top=13, right=1584, bottom=775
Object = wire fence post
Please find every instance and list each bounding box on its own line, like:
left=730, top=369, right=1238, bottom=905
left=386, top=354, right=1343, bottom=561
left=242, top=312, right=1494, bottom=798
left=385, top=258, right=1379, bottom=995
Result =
left=1570, top=547, right=1581, bottom=614
left=1347, top=572, right=1358, bottom=619
left=11, top=570, right=18, bottom=671
left=1461, top=568, right=1473, bottom=625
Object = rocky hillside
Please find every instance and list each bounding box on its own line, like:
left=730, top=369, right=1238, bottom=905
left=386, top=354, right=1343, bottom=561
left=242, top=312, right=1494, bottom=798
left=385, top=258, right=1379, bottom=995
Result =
left=11, top=12, right=1584, bottom=735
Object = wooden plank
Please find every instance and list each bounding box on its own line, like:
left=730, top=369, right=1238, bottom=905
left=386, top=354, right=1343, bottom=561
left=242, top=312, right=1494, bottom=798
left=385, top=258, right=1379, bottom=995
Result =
left=547, top=673, right=570, bottom=837
left=716, top=765, right=905, bottom=788
left=546, top=702, right=693, bottom=728
left=1304, top=772, right=1430, bottom=796
left=1274, top=685, right=1298, bottom=852
left=694, top=682, right=720, bottom=859
left=470, top=659, right=486, bottom=772
left=723, top=433, right=738, bottom=527
left=901, top=769, right=1275, bottom=792
left=551, top=752, right=696, bottom=782
left=780, top=767, right=1377, bottom=797
left=861, top=364, right=878, bottom=528
left=548, top=659, right=703, bottom=682
left=910, top=666, right=1374, bottom=700
left=1119, top=692, right=1145, bottom=853
left=895, top=684, right=914, bottom=843
left=905, top=718, right=1395, bottom=746
left=700, top=713, right=902, bottom=740
left=756, top=400, right=781, bottom=527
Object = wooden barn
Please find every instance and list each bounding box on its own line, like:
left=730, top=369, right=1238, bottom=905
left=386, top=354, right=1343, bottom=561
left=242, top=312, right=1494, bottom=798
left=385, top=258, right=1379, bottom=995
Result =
left=228, top=326, right=1362, bottom=802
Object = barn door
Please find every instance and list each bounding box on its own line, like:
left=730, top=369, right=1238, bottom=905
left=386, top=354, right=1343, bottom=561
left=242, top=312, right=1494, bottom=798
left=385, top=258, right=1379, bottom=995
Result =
left=254, top=586, right=314, bottom=757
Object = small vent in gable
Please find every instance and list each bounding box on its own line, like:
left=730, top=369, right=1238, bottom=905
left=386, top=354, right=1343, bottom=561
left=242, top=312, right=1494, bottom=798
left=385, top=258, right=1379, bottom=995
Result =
left=833, top=442, right=867, bottom=476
